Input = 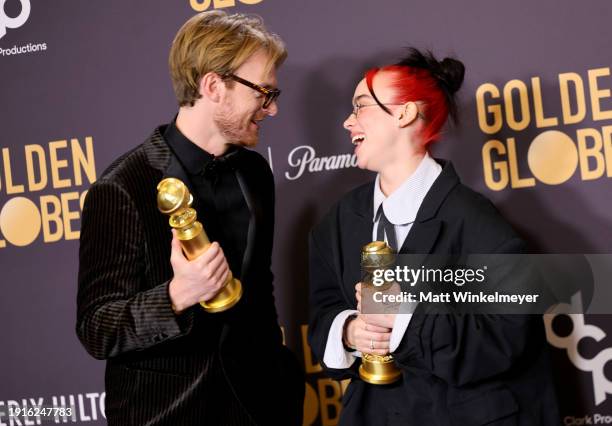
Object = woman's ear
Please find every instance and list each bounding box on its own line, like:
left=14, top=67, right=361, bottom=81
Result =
left=398, top=102, right=419, bottom=127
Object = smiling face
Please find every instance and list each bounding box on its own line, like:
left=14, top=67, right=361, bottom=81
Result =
left=214, top=49, right=279, bottom=148
left=343, top=71, right=406, bottom=172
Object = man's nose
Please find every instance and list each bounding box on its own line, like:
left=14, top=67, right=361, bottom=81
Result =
left=264, top=100, right=278, bottom=117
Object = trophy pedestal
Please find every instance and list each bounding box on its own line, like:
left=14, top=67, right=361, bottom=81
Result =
left=359, top=353, right=403, bottom=385
left=200, top=276, right=243, bottom=312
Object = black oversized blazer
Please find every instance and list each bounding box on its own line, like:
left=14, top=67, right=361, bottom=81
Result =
left=77, top=126, right=303, bottom=425
left=308, top=160, right=560, bottom=425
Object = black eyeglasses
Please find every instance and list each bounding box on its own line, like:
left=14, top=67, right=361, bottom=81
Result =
left=351, top=102, right=426, bottom=120
left=223, top=73, right=281, bottom=109
left=352, top=103, right=403, bottom=117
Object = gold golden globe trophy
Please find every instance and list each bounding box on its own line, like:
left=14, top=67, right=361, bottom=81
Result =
left=156, top=177, right=242, bottom=313
left=359, top=241, right=402, bottom=385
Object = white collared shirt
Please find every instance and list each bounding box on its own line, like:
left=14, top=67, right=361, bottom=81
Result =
left=323, top=153, right=442, bottom=369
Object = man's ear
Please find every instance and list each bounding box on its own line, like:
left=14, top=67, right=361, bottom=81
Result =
left=199, top=72, right=224, bottom=103
left=398, top=102, right=419, bottom=127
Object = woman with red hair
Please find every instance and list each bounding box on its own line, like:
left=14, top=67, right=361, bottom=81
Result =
left=308, top=48, right=560, bottom=425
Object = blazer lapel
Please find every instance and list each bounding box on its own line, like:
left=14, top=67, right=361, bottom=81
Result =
left=163, top=154, right=195, bottom=190
left=340, top=183, right=375, bottom=304
left=144, top=125, right=198, bottom=203
left=398, top=159, right=460, bottom=256
left=399, top=220, right=442, bottom=255
left=148, top=126, right=204, bottom=214
left=234, top=168, right=259, bottom=282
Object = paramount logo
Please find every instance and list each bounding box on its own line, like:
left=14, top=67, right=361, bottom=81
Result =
left=284, top=145, right=357, bottom=181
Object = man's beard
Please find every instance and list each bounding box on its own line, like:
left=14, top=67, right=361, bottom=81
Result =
left=213, top=101, right=258, bottom=148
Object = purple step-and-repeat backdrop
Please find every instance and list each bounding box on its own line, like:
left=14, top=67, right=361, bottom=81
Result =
left=1, top=1, right=611, bottom=424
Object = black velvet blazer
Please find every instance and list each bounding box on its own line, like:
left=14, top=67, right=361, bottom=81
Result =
left=77, top=126, right=303, bottom=425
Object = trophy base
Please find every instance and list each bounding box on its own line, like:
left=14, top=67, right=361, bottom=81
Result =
left=200, top=278, right=243, bottom=313
left=359, top=354, right=402, bottom=385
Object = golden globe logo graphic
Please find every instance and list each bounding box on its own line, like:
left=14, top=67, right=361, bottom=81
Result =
left=0, top=137, right=96, bottom=249
left=0, top=0, right=30, bottom=39
left=476, top=67, right=612, bottom=190
left=190, top=0, right=263, bottom=12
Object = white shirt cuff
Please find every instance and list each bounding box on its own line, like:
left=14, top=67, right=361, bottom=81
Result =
left=389, top=312, right=413, bottom=352
left=323, top=309, right=361, bottom=369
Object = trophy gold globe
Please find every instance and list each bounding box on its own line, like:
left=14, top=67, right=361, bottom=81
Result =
left=359, top=241, right=402, bottom=385
left=156, top=177, right=242, bottom=313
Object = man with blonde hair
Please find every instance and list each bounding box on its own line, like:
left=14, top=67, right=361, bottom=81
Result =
left=77, top=11, right=303, bottom=425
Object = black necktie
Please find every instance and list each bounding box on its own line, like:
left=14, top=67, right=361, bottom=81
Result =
left=376, top=204, right=397, bottom=251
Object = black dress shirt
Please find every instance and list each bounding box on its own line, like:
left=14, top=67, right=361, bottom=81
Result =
left=163, top=121, right=250, bottom=278
left=163, top=121, right=255, bottom=425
